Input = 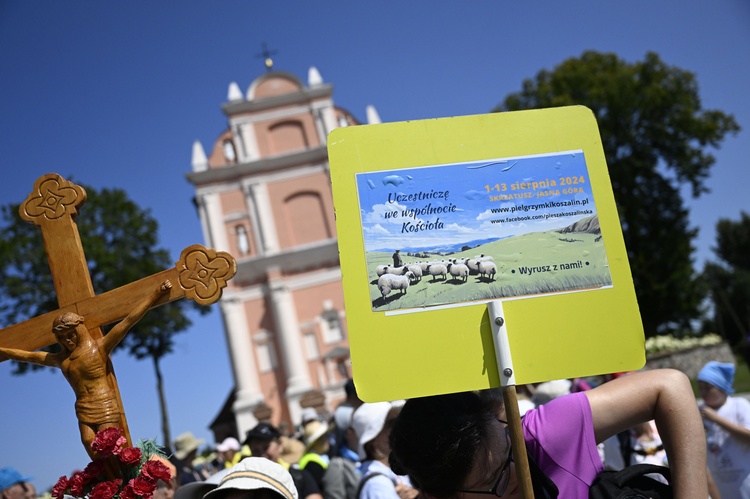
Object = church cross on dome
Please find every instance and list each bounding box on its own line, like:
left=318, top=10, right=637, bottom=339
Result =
left=256, top=42, right=278, bottom=72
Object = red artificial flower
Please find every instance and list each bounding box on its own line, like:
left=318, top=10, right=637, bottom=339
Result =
left=119, top=447, right=143, bottom=466
left=89, top=479, right=123, bottom=499
left=82, top=461, right=105, bottom=483
left=141, top=460, right=171, bottom=483
left=129, top=476, right=157, bottom=499
left=52, top=476, right=69, bottom=499
left=92, top=427, right=126, bottom=458
left=68, top=473, right=86, bottom=497
left=120, top=483, right=136, bottom=499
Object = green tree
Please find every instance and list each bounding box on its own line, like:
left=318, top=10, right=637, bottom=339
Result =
left=494, top=51, right=739, bottom=336
left=704, top=212, right=750, bottom=364
left=0, top=182, right=204, bottom=448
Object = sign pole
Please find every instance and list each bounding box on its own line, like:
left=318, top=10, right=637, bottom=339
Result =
left=489, top=300, right=535, bottom=499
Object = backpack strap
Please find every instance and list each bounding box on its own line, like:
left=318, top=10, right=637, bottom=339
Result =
left=617, top=430, right=633, bottom=466
left=356, top=472, right=395, bottom=499
left=526, top=450, right=559, bottom=499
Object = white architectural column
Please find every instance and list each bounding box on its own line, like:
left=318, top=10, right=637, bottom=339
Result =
left=247, top=183, right=280, bottom=254
left=267, top=276, right=312, bottom=424
left=220, top=298, right=264, bottom=438
left=235, top=122, right=260, bottom=163
left=241, top=184, right=265, bottom=257
left=195, top=196, right=214, bottom=250
left=322, top=103, right=338, bottom=135
left=311, top=107, right=329, bottom=145
left=198, top=192, right=229, bottom=252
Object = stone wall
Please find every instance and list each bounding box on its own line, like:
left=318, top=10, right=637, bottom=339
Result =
left=645, top=342, right=735, bottom=379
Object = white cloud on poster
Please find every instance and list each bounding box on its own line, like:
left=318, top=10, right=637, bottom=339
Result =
left=362, top=223, right=390, bottom=235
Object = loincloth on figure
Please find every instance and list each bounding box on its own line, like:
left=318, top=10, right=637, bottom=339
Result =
left=75, top=391, right=120, bottom=426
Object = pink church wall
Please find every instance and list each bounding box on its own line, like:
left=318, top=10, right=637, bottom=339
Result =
left=267, top=172, right=337, bottom=250
left=254, top=77, right=301, bottom=99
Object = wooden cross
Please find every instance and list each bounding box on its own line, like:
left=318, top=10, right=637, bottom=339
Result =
left=0, top=173, right=236, bottom=449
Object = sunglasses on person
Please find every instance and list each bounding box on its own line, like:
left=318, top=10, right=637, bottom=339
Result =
left=456, top=421, right=513, bottom=497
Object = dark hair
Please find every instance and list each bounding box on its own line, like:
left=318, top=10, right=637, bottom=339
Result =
left=477, top=387, right=505, bottom=418
left=389, top=392, right=494, bottom=497
left=344, top=378, right=358, bottom=399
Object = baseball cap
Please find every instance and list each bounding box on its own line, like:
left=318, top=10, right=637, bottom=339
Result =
left=244, top=423, right=281, bottom=445
left=0, top=468, right=32, bottom=492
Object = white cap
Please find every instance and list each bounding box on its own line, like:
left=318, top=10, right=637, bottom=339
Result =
left=350, top=402, right=391, bottom=460
left=204, top=457, right=298, bottom=499
left=333, top=405, right=354, bottom=430
left=216, top=437, right=241, bottom=453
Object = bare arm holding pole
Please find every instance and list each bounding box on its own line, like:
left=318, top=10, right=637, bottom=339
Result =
left=586, top=369, right=708, bottom=499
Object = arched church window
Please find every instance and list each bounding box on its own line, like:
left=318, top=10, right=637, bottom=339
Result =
left=320, top=303, right=343, bottom=344
left=223, top=140, right=237, bottom=163
left=235, top=225, right=249, bottom=255
left=304, top=333, right=320, bottom=361
left=256, top=341, right=277, bottom=373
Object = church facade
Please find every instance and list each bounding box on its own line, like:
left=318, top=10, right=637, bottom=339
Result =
left=187, top=67, right=377, bottom=440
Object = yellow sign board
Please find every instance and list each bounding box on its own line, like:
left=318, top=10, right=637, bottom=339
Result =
left=328, top=106, right=644, bottom=402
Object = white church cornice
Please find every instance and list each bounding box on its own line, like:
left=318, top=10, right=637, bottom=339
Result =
left=221, top=265, right=342, bottom=303
left=233, top=238, right=340, bottom=286
left=227, top=101, right=333, bottom=128
left=222, top=83, right=333, bottom=116
left=186, top=145, right=328, bottom=187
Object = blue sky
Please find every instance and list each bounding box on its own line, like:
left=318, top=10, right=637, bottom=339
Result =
left=1, top=1, right=748, bottom=491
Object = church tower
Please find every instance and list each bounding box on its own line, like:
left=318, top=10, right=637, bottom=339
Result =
left=187, top=66, right=375, bottom=438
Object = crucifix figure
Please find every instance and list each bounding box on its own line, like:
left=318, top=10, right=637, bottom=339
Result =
left=0, top=174, right=236, bottom=466
left=0, top=280, right=172, bottom=459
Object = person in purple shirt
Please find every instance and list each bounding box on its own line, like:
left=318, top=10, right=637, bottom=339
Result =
left=388, top=369, right=707, bottom=498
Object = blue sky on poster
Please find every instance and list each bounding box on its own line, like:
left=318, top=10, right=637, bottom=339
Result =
left=0, top=0, right=748, bottom=491
left=357, top=151, right=595, bottom=250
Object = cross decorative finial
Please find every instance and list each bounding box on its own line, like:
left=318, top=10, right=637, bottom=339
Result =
left=256, top=42, right=278, bottom=72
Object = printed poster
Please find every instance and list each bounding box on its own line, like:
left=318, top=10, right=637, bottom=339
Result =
left=328, top=107, right=645, bottom=402
left=357, top=151, right=613, bottom=311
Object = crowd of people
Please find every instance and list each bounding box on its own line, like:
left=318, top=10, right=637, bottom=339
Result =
left=4, top=362, right=749, bottom=499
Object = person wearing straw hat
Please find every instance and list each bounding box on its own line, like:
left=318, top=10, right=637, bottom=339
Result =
left=174, top=432, right=206, bottom=485
left=298, top=420, right=331, bottom=490
left=698, top=361, right=750, bottom=499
